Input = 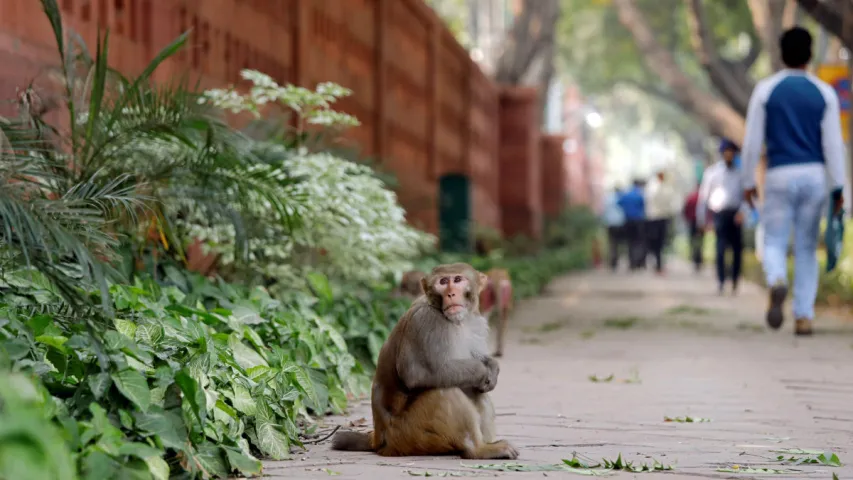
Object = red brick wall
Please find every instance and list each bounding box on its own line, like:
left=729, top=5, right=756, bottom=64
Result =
left=0, top=0, right=501, bottom=237
left=498, top=86, right=542, bottom=240
left=539, top=134, right=568, bottom=219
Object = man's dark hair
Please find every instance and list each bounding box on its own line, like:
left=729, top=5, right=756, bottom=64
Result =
left=780, top=27, right=813, bottom=68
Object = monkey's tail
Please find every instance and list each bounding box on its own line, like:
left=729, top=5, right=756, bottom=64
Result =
left=331, top=430, right=376, bottom=452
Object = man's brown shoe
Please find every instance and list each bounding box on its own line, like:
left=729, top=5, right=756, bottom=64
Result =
left=794, top=319, right=813, bottom=336
left=766, top=284, right=788, bottom=330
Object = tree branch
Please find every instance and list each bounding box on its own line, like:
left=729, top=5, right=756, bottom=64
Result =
left=685, top=0, right=754, bottom=116
left=617, top=79, right=678, bottom=105
left=796, top=0, right=852, bottom=50
left=613, top=0, right=746, bottom=141
left=740, top=35, right=761, bottom=69
left=494, top=0, right=560, bottom=85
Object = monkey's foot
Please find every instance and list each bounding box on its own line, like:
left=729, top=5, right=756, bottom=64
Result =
left=463, top=440, right=519, bottom=460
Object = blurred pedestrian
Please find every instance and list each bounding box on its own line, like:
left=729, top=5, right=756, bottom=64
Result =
left=698, top=139, right=748, bottom=296
left=644, top=169, right=679, bottom=275
left=741, top=26, right=846, bottom=336
left=601, top=186, right=626, bottom=271
left=682, top=181, right=704, bottom=273
left=618, top=179, right=647, bottom=271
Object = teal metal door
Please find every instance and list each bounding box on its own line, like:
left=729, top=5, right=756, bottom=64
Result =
left=438, top=174, right=472, bottom=252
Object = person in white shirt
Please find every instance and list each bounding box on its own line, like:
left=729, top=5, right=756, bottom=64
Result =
left=644, top=169, right=679, bottom=275
left=741, top=27, right=846, bottom=336
left=697, top=139, right=750, bottom=295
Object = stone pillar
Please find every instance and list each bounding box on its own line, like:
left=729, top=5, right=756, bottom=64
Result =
left=539, top=134, right=568, bottom=219
left=498, top=86, right=542, bottom=240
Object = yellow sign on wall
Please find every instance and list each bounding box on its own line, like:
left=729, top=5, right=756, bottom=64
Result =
left=815, top=64, right=851, bottom=142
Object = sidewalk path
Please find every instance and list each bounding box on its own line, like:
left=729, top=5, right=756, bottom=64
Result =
left=265, top=260, right=853, bottom=479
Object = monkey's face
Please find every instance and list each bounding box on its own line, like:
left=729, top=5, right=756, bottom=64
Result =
left=422, top=264, right=488, bottom=322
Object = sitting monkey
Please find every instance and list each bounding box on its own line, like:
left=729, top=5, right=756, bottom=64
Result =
left=332, top=263, right=518, bottom=459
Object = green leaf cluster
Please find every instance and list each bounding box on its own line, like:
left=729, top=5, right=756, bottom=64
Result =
left=0, top=267, right=409, bottom=479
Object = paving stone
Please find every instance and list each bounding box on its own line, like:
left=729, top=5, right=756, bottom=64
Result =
left=263, top=260, right=853, bottom=479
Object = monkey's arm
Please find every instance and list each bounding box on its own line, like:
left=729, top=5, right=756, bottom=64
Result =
left=395, top=320, right=488, bottom=391
left=397, top=352, right=488, bottom=391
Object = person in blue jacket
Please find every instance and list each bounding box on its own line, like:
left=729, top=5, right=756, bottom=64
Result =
left=617, top=179, right=647, bottom=271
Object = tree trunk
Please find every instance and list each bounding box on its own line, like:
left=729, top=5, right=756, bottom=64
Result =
left=685, top=0, right=755, bottom=116
left=493, top=0, right=560, bottom=86
left=613, top=0, right=746, bottom=142
left=796, top=0, right=853, bottom=50
left=747, top=0, right=791, bottom=72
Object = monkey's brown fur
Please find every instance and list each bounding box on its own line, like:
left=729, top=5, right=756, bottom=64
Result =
left=332, top=263, right=518, bottom=459
left=480, top=268, right=513, bottom=357
left=396, top=270, right=426, bottom=298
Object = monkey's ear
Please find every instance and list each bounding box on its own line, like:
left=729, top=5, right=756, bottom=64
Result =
left=477, top=272, right=489, bottom=294
left=420, top=277, right=428, bottom=295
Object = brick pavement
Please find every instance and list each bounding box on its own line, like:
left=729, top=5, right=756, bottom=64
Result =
left=264, top=260, right=853, bottom=479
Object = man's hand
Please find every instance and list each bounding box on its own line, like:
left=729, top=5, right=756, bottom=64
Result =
left=832, top=189, right=844, bottom=215
left=743, top=188, right=758, bottom=209
left=734, top=212, right=744, bottom=225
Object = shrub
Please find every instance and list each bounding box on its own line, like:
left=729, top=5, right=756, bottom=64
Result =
left=0, top=266, right=407, bottom=479
left=190, top=71, right=435, bottom=290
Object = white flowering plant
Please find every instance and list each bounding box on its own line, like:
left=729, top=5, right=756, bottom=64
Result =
left=202, top=70, right=360, bottom=151
left=185, top=70, right=435, bottom=288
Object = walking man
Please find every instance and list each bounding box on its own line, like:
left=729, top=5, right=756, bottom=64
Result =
left=644, top=168, right=679, bottom=275
left=683, top=181, right=704, bottom=273
left=602, top=186, right=626, bottom=271
left=741, top=27, right=846, bottom=336
left=697, top=139, right=748, bottom=295
left=617, top=179, right=647, bottom=271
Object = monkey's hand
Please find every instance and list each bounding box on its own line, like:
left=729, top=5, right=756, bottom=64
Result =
left=476, top=357, right=500, bottom=393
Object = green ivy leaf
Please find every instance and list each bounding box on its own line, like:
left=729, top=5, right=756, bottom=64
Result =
left=0, top=408, right=77, bottom=480
left=144, top=455, right=170, bottom=480
left=255, top=403, right=291, bottom=460
left=194, top=443, right=229, bottom=478
left=2, top=338, right=30, bottom=361
left=228, top=334, right=268, bottom=370
left=81, top=450, right=119, bottom=480
left=117, top=442, right=163, bottom=460
left=307, top=272, right=334, bottom=304
left=114, top=319, right=138, bottom=339
left=231, top=305, right=265, bottom=325
left=247, top=365, right=272, bottom=381
left=175, top=369, right=207, bottom=427
left=133, top=408, right=188, bottom=450
left=215, top=399, right=237, bottom=419
left=35, top=335, right=68, bottom=353
left=87, top=372, right=111, bottom=399
left=135, top=323, right=164, bottom=345
left=292, top=366, right=322, bottom=412
left=111, top=369, right=151, bottom=412
left=26, top=314, right=53, bottom=337
left=229, top=384, right=256, bottom=416
left=224, top=445, right=263, bottom=476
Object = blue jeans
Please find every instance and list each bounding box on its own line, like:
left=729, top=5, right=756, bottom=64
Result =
left=761, top=172, right=827, bottom=321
